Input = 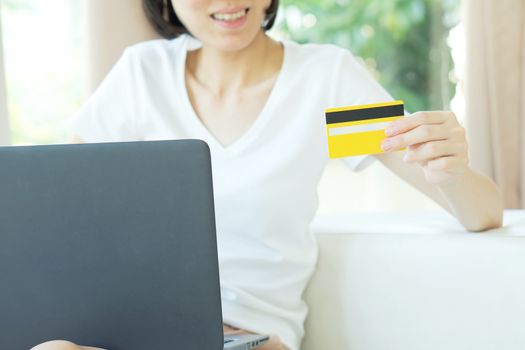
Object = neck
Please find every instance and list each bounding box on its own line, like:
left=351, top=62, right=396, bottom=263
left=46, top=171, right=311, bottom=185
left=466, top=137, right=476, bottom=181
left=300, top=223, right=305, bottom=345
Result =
left=186, top=31, right=282, bottom=96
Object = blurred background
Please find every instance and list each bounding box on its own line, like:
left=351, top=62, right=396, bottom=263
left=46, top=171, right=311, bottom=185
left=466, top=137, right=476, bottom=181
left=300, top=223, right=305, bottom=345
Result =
left=0, top=0, right=523, bottom=212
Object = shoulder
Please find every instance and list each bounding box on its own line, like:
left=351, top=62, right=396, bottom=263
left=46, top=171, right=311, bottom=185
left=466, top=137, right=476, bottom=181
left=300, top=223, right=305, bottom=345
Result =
left=282, top=40, right=379, bottom=96
left=284, top=40, right=360, bottom=70
left=119, top=35, right=188, bottom=66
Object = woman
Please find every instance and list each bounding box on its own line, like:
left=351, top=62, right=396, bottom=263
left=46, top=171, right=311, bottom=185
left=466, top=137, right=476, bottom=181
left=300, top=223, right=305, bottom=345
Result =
left=33, top=0, right=503, bottom=349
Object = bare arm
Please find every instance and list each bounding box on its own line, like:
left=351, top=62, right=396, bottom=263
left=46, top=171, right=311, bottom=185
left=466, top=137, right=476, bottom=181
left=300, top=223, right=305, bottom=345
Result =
left=375, top=111, right=503, bottom=232
left=375, top=151, right=503, bottom=232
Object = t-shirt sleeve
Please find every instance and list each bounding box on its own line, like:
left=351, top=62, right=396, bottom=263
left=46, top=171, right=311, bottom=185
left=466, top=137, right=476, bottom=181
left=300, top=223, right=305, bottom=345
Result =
left=329, top=49, right=396, bottom=172
left=71, top=48, right=138, bottom=142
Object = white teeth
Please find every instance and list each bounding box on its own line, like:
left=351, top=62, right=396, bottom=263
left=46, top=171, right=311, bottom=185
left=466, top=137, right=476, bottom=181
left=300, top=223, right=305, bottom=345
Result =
left=212, top=9, right=247, bottom=21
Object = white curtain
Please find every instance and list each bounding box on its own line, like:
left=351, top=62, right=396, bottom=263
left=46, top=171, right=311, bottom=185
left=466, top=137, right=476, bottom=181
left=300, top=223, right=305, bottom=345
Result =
left=0, top=4, right=10, bottom=145
left=463, top=0, right=525, bottom=208
left=86, top=0, right=158, bottom=92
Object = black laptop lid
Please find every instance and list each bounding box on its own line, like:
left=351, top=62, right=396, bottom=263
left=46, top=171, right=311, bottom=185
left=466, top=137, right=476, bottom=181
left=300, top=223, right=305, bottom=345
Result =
left=0, top=140, right=224, bottom=350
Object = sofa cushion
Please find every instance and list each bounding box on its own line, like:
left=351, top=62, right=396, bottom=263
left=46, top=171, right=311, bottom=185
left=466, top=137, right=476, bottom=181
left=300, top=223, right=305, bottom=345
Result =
left=303, top=210, right=525, bottom=350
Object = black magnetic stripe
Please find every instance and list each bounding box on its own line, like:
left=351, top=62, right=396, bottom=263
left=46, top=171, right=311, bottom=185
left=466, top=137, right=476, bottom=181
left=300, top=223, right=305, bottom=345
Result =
left=326, top=104, right=404, bottom=124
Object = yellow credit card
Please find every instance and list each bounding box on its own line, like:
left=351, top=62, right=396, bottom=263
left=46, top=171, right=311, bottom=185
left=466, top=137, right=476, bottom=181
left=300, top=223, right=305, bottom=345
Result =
left=325, top=100, right=405, bottom=158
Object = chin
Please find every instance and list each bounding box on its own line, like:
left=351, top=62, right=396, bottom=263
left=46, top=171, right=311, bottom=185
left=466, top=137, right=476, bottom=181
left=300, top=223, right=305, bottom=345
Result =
left=216, top=40, right=253, bottom=52
left=205, top=28, right=264, bottom=53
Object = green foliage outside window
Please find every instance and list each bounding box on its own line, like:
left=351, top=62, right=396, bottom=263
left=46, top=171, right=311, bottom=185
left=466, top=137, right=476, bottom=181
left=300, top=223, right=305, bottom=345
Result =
left=275, top=0, right=460, bottom=113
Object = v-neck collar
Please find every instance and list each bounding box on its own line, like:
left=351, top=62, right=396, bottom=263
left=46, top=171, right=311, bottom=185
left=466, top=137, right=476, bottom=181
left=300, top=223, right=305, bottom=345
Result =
left=177, top=35, right=290, bottom=156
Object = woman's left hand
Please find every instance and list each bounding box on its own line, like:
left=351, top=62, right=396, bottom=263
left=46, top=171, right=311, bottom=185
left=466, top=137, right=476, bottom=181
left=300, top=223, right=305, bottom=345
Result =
left=223, top=325, right=288, bottom=350
left=381, top=111, right=469, bottom=186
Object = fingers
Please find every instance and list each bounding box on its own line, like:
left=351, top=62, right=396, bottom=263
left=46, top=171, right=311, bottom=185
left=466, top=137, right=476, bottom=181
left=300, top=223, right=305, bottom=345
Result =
left=382, top=110, right=466, bottom=153
left=222, top=325, right=289, bottom=350
left=223, top=324, right=252, bottom=336
left=223, top=330, right=288, bottom=350
left=31, top=341, right=103, bottom=350
left=382, top=124, right=449, bottom=151
left=403, top=140, right=460, bottom=163
left=382, top=110, right=470, bottom=184
left=385, top=111, right=449, bottom=136
left=425, top=155, right=468, bottom=172
left=223, top=324, right=239, bottom=333
left=256, top=334, right=288, bottom=350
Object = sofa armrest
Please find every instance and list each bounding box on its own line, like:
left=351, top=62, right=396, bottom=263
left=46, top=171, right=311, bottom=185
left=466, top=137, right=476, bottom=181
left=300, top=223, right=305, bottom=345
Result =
left=302, top=210, right=525, bottom=350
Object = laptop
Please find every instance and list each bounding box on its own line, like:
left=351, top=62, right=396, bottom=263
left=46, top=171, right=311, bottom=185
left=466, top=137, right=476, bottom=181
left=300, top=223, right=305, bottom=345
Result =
left=0, top=140, right=269, bottom=350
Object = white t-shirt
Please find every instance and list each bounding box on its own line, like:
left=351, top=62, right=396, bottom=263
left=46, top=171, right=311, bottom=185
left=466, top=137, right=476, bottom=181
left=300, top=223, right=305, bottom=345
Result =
left=73, top=34, right=393, bottom=350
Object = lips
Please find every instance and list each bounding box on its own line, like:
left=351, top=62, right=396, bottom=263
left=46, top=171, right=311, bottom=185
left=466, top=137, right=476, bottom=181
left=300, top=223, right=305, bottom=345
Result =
left=211, top=6, right=250, bottom=16
left=212, top=9, right=247, bottom=21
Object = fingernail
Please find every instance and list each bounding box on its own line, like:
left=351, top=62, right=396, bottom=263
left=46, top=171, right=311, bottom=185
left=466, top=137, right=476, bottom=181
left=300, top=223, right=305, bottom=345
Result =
left=381, top=140, right=392, bottom=151
left=385, top=127, right=396, bottom=136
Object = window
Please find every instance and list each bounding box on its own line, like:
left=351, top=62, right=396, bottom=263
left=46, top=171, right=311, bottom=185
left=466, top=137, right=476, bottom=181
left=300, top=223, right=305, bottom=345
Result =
left=270, top=0, right=463, bottom=212
left=272, top=0, right=461, bottom=113
left=1, top=0, right=87, bottom=145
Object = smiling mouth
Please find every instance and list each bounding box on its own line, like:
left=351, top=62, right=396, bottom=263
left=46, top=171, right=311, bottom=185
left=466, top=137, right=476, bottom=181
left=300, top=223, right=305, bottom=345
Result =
left=211, top=8, right=250, bottom=21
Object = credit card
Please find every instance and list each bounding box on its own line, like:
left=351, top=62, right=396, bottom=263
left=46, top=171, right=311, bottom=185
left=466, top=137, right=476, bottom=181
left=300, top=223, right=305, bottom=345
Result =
left=325, top=100, right=405, bottom=158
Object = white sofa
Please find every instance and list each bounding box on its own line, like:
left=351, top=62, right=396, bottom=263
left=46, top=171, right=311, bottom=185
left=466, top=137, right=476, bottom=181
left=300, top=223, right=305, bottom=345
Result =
left=303, top=210, right=525, bottom=350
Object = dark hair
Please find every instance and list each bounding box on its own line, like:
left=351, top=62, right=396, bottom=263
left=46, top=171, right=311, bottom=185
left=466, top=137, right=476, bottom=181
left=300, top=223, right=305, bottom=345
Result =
left=143, top=0, right=279, bottom=39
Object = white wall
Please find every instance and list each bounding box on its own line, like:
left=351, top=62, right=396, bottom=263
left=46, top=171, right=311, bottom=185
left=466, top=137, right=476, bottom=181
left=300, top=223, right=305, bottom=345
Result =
left=0, top=5, right=11, bottom=145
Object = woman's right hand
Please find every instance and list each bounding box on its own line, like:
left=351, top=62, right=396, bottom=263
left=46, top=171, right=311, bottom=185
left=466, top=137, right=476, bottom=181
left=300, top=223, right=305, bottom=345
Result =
left=32, top=326, right=288, bottom=350
left=31, top=340, right=104, bottom=350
